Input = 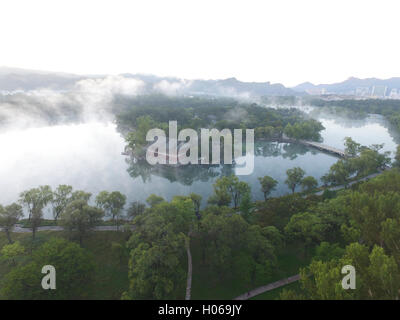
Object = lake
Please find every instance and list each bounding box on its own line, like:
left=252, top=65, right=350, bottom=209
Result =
left=0, top=112, right=397, bottom=217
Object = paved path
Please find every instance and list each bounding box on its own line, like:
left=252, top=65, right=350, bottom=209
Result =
left=234, top=274, right=300, bottom=300
left=313, top=171, right=382, bottom=196
left=0, top=225, right=130, bottom=233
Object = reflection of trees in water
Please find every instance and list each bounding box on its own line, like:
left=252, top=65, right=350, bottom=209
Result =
left=311, top=109, right=400, bottom=146
left=125, top=141, right=316, bottom=186
left=383, top=119, right=400, bottom=146
left=255, top=141, right=313, bottom=160
left=126, top=158, right=221, bottom=185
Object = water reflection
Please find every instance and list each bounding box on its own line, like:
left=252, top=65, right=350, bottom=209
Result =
left=0, top=112, right=397, bottom=215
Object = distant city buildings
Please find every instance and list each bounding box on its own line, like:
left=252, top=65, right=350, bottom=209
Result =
left=355, top=87, right=371, bottom=97
left=305, top=88, right=326, bottom=95
left=305, top=85, right=400, bottom=99
left=371, top=85, right=387, bottom=98
left=353, top=85, right=400, bottom=99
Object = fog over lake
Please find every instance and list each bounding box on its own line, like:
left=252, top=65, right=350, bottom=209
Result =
left=0, top=108, right=397, bottom=218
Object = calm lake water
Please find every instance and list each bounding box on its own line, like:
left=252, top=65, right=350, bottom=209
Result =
left=0, top=112, right=398, bottom=217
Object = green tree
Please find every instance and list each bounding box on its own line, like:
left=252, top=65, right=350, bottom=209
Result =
left=0, top=203, right=23, bottom=243
left=198, top=211, right=276, bottom=287
left=344, top=137, right=361, bottom=157
left=95, top=191, right=127, bottom=228
left=70, top=190, right=92, bottom=202
left=209, top=175, right=250, bottom=208
left=239, top=190, right=253, bottom=222
left=60, top=200, right=104, bottom=246
left=285, top=167, right=305, bottom=193
left=0, top=241, right=25, bottom=266
left=0, top=238, right=95, bottom=299
left=295, top=243, right=400, bottom=300
left=146, top=194, right=165, bottom=207
left=51, top=185, right=73, bottom=221
left=127, top=201, right=146, bottom=220
left=258, top=176, right=278, bottom=201
left=19, top=185, right=53, bottom=240
left=189, top=193, right=202, bottom=218
left=285, top=212, right=328, bottom=251
left=394, top=145, right=400, bottom=167
left=123, top=197, right=196, bottom=299
left=301, top=176, right=318, bottom=193
left=321, top=159, right=353, bottom=187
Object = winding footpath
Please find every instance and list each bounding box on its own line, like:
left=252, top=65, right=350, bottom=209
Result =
left=234, top=274, right=300, bottom=300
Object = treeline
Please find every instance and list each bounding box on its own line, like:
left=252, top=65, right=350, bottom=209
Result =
left=0, top=186, right=128, bottom=245
left=114, top=95, right=325, bottom=154
left=309, top=98, right=400, bottom=131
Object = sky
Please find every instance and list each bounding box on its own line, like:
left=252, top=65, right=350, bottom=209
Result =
left=1, top=0, right=400, bottom=87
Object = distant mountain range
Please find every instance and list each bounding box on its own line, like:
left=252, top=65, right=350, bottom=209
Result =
left=1, top=67, right=400, bottom=98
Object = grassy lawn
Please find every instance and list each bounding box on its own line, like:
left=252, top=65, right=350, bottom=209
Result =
left=0, top=230, right=129, bottom=300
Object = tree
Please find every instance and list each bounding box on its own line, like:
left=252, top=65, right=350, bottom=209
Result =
left=285, top=167, right=305, bottom=193
left=285, top=212, right=328, bottom=252
left=344, top=137, right=361, bottom=157
left=146, top=194, right=165, bottom=207
left=209, top=175, right=250, bottom=208
left=189, top=193, right=202, bottom=218
left=60, top=200, right=104, bottom=246
left=127, top=201, right=146, bottom=220
left=0, top=203, right=23, bottom=243
left=258, top=176, right=278, bottom=201
left=239, top=190, right=253, bottom=223
left=19, top=185, right=53, bottom=240
left=70, top=190, right=92, bottom=202
left=198, top=212, right=277, bottom=286
left=394, top=145, right=400, bottom=167
left=301, top=176, right=318, bottom=193
left=0, top=241, right=25, bottom=266
left=321, top=160, right=353, bottom=187
left=0, top=238, right=95, bottom=299
left=51, top=185, right=73, bottom=221
left=95, top=191, right=126, bottom=228
left=123, top=197, right=196, bottom=299
left=294, top=243, right=400, bottom=300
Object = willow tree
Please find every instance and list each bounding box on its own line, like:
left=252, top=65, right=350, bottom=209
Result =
left=19, top=185, right=53, bottom=240
left=0, top=203, right=23, bottom=243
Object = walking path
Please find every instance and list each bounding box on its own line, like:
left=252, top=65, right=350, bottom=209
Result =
left=234, top=274, right=300, bottom=300
left=313, top=171, right=383, bottom=196
left=1, top=225, right=128, bottom=233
